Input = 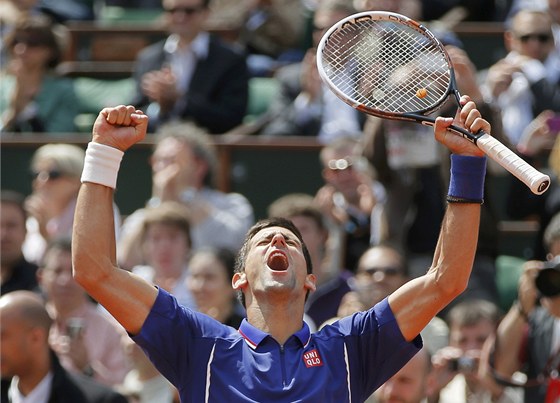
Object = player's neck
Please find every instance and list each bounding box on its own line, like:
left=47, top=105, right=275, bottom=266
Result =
left=246, top=300, right=306, bottom=346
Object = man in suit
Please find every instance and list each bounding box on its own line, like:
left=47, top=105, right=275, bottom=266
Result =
left=0, top=291, right=127, bottom=403
left=131, top=0, right=249, bottom=134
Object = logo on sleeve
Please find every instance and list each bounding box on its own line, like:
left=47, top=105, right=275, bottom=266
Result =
left=303, top=349, right=323, bottom=368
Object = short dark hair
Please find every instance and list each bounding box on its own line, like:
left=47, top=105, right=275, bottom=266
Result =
left=6, top=15, right=65, bottom=69
left=446, top=299, right=501, bottom=328
left=234, top=217, right=313, bottom=307
left=141, top=201, right=192, bottom=248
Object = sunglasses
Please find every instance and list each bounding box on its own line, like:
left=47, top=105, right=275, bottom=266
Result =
left=31, top=170, right=64, bottom=181
left=165, top=5, right=205, bottom=15
left=358, top=266, right=403, bottom=278
left=517, top=33, right=552, bottom=44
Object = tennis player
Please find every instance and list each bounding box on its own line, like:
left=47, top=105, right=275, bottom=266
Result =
left=73, top=95, right=488, bottom=402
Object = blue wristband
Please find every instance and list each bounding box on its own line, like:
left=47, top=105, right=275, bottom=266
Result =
left=447, top=154, right=487, bottom=204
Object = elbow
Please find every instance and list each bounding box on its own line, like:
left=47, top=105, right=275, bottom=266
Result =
left=431, top=265, right=469, bottom=302
left=72, top=250, right=111, bottom=291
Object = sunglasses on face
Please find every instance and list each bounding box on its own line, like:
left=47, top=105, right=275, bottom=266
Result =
left=358, top=266, right=403, bottom=278
left=31, top=170, right=64, bottom=181
left=517, top=33, right=552, bottom=44
left=165, top=5, right=205, bottom=15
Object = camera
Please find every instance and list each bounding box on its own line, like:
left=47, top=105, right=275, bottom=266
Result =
left=448, top=356, right=477, bottom=373
left=66, top=318, right=85, bottom=339
left=535, top=257, right=560, bottom=298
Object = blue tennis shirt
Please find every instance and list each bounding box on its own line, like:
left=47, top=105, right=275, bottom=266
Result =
left=133, top=288, right=422, bottom=402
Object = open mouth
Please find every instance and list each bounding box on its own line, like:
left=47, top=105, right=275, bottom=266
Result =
left=267, top=251, right=289, bottom=271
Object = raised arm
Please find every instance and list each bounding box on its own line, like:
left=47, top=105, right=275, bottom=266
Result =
left=72, top=105, right=158, bottom=335
left=389, top=96, right=489, bottom=341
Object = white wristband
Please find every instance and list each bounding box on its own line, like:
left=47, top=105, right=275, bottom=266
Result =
left=81, top=142, right=124, bottom=189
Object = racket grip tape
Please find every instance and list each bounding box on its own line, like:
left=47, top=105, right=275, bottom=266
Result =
left=476, top=133, right=550, bottom=195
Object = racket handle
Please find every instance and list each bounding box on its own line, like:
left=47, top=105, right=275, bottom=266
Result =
left=476, top=133, right=550, bottom=195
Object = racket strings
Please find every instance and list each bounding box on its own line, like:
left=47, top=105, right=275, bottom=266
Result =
left=321, top=19, right=451, bottom=114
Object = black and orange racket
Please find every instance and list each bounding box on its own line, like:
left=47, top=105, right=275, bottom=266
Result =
left=316, top=11, right=550, bottom=195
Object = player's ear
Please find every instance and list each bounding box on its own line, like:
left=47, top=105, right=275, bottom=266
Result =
left=232, top=272, right=247, bottom=291
left=305, top=274, right=317, bottom=293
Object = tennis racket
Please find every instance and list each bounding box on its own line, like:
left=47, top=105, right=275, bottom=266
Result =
left=316, top=11, right=550, bottom=195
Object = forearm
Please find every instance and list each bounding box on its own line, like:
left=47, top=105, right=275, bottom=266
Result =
left=72, top=183, right=118, bottom=288
left=494, top=305, right=526, bottom=376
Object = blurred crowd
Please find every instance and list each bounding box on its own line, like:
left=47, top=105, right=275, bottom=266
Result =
left=1, top=0, right=560, bottom=402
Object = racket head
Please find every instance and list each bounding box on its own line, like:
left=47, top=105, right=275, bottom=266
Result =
left=316, top=11, right=455, bottom=122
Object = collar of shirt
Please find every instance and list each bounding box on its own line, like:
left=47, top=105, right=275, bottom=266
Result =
left=9, top=372, right=53, bottom=403
left=238, top=318, right=311, bottom=349
left=163, top=32, right=210, bottom=60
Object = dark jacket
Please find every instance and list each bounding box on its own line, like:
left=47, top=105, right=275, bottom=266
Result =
left=1, top=352, right=127, bottom=403
left=131, top=35, right=249, bottom=134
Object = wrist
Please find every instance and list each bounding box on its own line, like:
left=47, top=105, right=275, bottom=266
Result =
left=447, top=154, right=487, bottom=204
left=81, top=142, right=124, bottom=189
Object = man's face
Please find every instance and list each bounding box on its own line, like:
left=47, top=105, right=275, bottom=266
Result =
left=375, top=349, right=431, bottom=403
left=162, top=0, right=209, bottom=40
left=449, top=319, right=494, bottom=352
left=39, top=248, right=84, bottom=308
left=321, top=148, right=367, bottom=203
left=233, top=226, right=315, bottom=305
left=509, top=13, right=554, bottom=62
left=151, top=138, right=201, bottom=189
left=0, top=202, right=26, bottom=266
left=187, top=251, right=234, bottom=313
left=354, top=247, right=407, bottom=308
left=143, top=223, right=190, bottom=278
left=0, top=305, right=35, bottom=378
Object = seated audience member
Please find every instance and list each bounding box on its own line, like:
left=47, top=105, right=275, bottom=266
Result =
left=314, top=136, right=386, bottom=273
left=118, top=334, right=177, bottom=403
left=482, top=9, right=559, bottom=148
left=118, top=122, right=254, bottom=270
left=371, top=347, right=435, bottom=403
left=349, top=244, right=449, bottom=356
left=258, top=0, right=363, bottom=143
left=492, top=212, right=560, bottom=403
left=23, top=143, right=121, bottom=265
left=1, top=190, right=39, bottom=295
left=267, top=193, right=352, bottom=329
left=132, top=202, right=196, bottom=309
left=38, top=237, right=129, bottom=387
left=0, top=15, right=78, bottom=133
left=430, top=299, right=522, bottom=403
left=0, top=291, right=128, bottom=403
left=130, top=0, right=249, bottom=133
left=186, top=247, right=244, bottom=328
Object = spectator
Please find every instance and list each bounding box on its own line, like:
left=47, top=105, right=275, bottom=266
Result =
left=0, top=15, right=78, bottom=133
left=267, top=192, right=352, bottom=329
left=0, top=291, right=128, bottom=402
left=130, top=0, right=249, bottom=133
left=492, top=212, right=560, bottom=403
left=117, top=122, right=254, bottom=270
left=314, top=136, right=386, bottom=273
left=1, top=190, right=39, bottom=296
left=430, top=299, right=522, bottom=403
left=22, top=143, right=121, bottom=265
left=372, top=347, right=435, bottom=403
left=350, top=244, right=450, bottom=356
left=186, top=247, right=244, bottom=328
left=257, top=0, right=364, bottom=143
left=483, top=9, right=559, bottom=147
left=132, top=201, right=196, bottom=309
left=38, top=237, right=129, bottom=387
